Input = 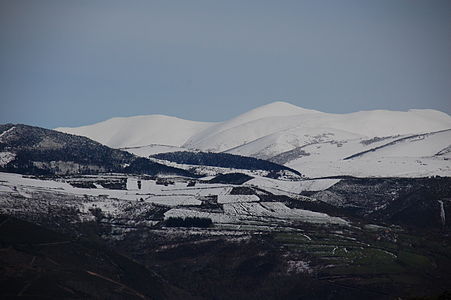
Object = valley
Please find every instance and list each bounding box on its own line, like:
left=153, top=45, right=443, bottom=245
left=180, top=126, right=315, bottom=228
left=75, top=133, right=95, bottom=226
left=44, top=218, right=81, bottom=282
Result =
left=1, top=171, right=450, bottom=299
left=1, top=102, right=451, bottom=299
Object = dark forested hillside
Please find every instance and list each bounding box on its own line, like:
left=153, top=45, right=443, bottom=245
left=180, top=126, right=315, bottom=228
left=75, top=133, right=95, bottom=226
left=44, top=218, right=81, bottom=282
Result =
left=152, top=151, right=302, bottom=176
left=311, top=177, right=451, bottom=230
left=0, top=124, right=197, bottom=177
left=0, top=215, right=193, bottom=299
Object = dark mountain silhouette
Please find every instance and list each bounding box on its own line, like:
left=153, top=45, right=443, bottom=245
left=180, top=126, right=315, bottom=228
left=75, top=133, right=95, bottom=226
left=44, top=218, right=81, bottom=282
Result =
left=0, top=124, right=197, bottom=177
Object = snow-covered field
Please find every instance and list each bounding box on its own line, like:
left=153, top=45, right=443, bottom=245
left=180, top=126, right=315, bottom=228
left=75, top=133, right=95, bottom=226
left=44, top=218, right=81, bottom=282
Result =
left=0, top=173, right=206, bottom=214
left=247, top=177, right=341, bottom=196
left=287, top=131, right=451, bottom=178
left=164, top=201, right=348, bottom=226
left=289, top=156, right=451, bottom=178
left=0, top=172, right=346, bottom=230
left=217, top=195, right=259, bottom=204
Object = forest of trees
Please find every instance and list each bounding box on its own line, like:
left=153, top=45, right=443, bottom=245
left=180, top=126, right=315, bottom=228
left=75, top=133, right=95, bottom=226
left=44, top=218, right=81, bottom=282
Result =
left=152, top=151, right=301, bottom=175
left=0, top=124, right=198, bottom=177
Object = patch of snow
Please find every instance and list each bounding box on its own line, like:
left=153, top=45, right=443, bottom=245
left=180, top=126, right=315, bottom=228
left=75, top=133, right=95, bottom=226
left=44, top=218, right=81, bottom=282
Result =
left=0, top=126, right=15, bottom=141
left=346, top=130, right=451, bottom=159
left=286, top=260, right=312, bottom=274
left=126, top=177, right=139, bottom=190
left=0, top=152, right=16, bottom=167
left=143, top=195, right=201, bottom=206
left=217, top=194, right=259, bottom=204
left=246, top=177, right=303, bottom=196
left=122, top=144, right=188, bottom=157
left=288, top=156, right=451, bottom=178
left=164, top=200, right=348, bottom=226
left=438, top=200, right=446, bottom=226
left=0, top=173, right=203, bottom=205
left=246, top=176, right=339, bottom=195
left=298, top=179, right=341, bottom=191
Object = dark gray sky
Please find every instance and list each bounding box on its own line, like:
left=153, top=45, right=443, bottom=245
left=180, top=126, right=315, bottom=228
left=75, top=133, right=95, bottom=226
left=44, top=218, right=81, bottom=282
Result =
left=1, top=0, right=450, bottom=128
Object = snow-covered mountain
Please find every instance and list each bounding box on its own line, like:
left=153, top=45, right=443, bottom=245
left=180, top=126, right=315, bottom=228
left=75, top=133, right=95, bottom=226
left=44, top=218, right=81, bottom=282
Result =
left=56, top=114, right=213, bottom=149
left=56, top=101, right=451, bottom=177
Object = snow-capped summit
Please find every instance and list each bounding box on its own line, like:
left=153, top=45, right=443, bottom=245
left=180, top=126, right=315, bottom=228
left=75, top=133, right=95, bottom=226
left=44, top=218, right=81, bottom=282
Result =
left=183, top=101, right=319, bottom=149
left=236, top=101, right=320, bottom=120
left=56, top=101, right=318, bottom=150
left=184, top=105, right=451, bottom=153
left=55, top=101, right=451, bottom=177
left=56, top=114, right=213, bottom=149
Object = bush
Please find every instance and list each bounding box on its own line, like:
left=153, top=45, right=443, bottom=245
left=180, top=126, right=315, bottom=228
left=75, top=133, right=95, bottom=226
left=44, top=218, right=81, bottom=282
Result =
left=165, top=217, right=213, bottom=228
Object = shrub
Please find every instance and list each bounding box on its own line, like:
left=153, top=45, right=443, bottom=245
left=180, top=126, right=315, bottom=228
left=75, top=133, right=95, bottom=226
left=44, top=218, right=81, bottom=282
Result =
left=165, top=217, right=213, bottom=228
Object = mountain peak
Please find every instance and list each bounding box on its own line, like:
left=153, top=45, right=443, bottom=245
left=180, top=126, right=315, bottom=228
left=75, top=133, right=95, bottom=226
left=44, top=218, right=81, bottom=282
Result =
left=249, top=101, right=320, bottom=117
left=225, top=101, right=320, bottom=127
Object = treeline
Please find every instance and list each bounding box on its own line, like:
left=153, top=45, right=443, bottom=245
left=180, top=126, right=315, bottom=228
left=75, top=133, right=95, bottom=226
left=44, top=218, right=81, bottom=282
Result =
left=209, top=173, right=253, bottom=185
left=124, top=157, right=198, bottom=178
left=152, top=151, right=301, bottom=175
left=0, top=124, right=198, bottom=177
left=165, top=217, right=213, bottom=228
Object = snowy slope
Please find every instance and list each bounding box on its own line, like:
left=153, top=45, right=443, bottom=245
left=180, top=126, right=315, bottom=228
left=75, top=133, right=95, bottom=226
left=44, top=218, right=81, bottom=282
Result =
left=288, top=156, right=451, bottom=178
left=344, top=129, right=451, bottom=159
left=55, top=101, right=451, bottom=177
left=0, top=172, right=346, bottom=228
left=287, top=130, right=451, bottom=178
left=225, top=126, right=364, bottom=159
left=186, top=108, right=451, bottom=154
left=56, top=114, right=214, bottom=148
left=56, top=102, right=451, bottom=154
left=120, top=144, right=187, bottom=157
left=184, top=101, right=319, bottom=149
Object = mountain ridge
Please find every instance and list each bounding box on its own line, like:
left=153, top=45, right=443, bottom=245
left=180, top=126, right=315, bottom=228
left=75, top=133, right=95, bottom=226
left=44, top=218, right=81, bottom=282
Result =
left=55, top=101, right=451, bottom=177
left=56, top=101, right=451, bottom=149
left=0, top=123, right=198, bottom=177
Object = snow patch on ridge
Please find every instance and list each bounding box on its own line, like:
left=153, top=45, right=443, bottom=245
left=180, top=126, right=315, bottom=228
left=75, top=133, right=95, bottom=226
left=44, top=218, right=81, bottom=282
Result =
left=438, top=200, right=446, bottom=226
left=0, top=152, right=15, bottom=167
left=0, top=126, right=15, bottom=141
